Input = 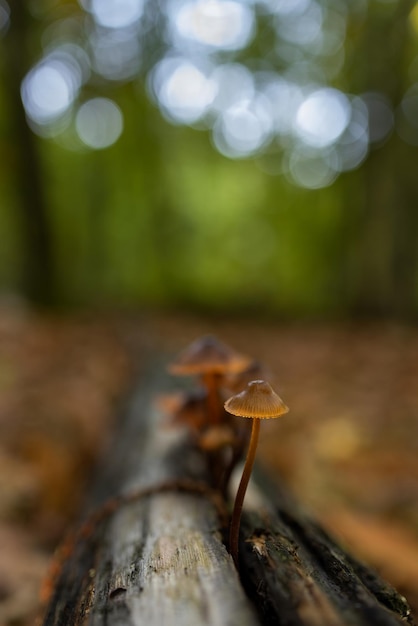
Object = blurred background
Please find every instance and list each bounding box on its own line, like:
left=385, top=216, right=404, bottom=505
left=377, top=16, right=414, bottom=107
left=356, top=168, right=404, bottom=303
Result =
left=1, top=0, right=418, bottom=624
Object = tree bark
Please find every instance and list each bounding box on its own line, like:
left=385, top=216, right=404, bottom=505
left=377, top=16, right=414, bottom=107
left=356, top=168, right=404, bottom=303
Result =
left=239, top=474, right=414, bottom=626
left=42, top=368, right=259, bottom=626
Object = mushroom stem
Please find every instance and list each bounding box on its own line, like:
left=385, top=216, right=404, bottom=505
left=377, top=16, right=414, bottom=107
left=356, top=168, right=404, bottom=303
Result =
left=202, top=372, right=221, bottom=424
left=229, top=417, right=260, bottom=569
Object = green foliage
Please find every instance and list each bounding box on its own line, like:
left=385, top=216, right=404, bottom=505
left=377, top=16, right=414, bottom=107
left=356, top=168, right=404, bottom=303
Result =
left=1, top=0, right=418, bottom=318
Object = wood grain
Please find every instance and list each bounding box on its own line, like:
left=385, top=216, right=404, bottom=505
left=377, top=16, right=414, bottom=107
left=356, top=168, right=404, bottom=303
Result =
left=42, top=369, right=258, bottom=626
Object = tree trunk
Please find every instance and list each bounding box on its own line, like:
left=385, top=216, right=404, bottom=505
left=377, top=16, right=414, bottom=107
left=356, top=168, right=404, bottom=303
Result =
left=3, top=2, right=55, bottom=305
left=344, top=0, right=418, bottom=318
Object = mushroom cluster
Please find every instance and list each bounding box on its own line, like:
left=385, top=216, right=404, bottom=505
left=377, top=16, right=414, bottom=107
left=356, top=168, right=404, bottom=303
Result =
left=168, top=334, right=251, bottom=425
left=167, top=335, right=289, bottom=569
left=167, top=335, right=251, bottom=491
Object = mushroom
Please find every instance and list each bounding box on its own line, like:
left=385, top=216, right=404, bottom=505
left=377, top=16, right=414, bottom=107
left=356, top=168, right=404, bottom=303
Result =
left=224, top=380, right=289, bottom=568
left=158, top=388, right=208, bottom=435
left=168, top=335, right=251, bottom=425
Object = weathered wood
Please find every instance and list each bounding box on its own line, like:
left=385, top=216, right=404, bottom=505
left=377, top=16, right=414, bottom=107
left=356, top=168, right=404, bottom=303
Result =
left=239, top=490, right=415, bottom=626
left=42, top=366, right=416, bottom=626
left=42, top=368, right=259, bottom=626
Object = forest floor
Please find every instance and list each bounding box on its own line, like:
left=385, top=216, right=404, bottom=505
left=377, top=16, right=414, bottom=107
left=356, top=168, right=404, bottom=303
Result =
left=0, top=301, right=417, bottom=625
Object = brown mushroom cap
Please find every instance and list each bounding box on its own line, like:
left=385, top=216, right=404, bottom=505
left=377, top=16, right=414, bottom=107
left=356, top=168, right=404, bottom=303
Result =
left=168, top=335, right=251, bottom=376
left=224, top=380, right=289, bottom=419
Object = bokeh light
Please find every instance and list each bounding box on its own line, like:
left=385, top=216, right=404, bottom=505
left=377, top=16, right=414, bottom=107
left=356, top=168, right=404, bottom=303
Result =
left=87, top=0, right=145, bottom=29
left=168, top=0, right=255, bottom=51
left=89, top=27, right=141, bottom=81
left=275, top=0, right=323, bottom=46
left=294, top=87, right=351, bottom=148
left=263, top=0, right=311, bottom=16
left=75, top=98, right=124, bottom=149
left=287, top=146, right=339, bottom=189
left=262, top=77, right=305, bottom=135
left=150, top=57, right=217, bottom=124
left=213, top=95, right=273, bottom=158
left=210, top=64, right=255, bottom=113
left=18, top=0, right=413, bottom=185
left=21, top=51, right=83, bottom=127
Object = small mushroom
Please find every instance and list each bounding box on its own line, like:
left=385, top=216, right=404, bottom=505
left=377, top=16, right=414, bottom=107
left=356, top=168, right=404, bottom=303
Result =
left=158, top=388, right=208, bottom=435
left=168, top=335, right=251, bottom=425
left=224, top=380, right=289, bottom=568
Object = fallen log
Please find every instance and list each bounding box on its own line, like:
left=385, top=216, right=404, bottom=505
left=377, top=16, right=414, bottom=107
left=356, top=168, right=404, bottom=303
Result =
left=42, top=368, right=258, bottom=626
left=239, top=475, right=414, bottom=626
left=42, top=366, right=416, bottom=626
